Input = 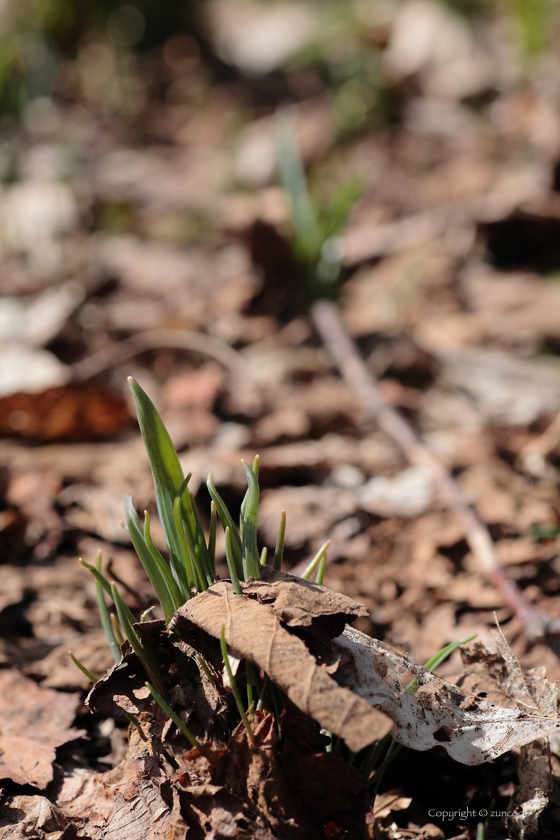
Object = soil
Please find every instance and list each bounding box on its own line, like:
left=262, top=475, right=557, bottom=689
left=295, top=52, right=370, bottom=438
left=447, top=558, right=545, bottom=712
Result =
left=2, top=3, right=560, bottom=838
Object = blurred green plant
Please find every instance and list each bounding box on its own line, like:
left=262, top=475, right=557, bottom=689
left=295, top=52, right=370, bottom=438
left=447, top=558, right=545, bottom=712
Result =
left=0, top=0, right=202, bottom=112
left=275, top=114, right=362, bottom=301
left=513, top=0, right=559, bottom=59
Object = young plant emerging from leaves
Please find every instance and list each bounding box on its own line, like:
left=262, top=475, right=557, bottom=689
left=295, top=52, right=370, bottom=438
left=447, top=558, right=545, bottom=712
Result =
left=76, top=377, right=491, bottom=795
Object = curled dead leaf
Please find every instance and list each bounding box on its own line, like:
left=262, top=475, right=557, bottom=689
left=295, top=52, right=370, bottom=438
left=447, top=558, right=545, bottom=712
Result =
left=172, top=570, right=560, bottom=763
left=170, top=571, right=393, bottom=753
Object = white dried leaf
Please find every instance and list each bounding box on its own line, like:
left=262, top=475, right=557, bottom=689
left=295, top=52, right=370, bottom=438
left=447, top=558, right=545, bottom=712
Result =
left=0, top=343, right=70, bottom=397
left=222, top=648, right=242, bottom=691
left=358, top=466, right=434, bottom=518
left=384, top=0, right=494, bottom=99
left=507, top=742, right=550, bottom=838
left=0, top=282, right=84, bottom=347
left=204, top=0, right=318, bottom=75
left=489, top=625, right=554, bottom=836
left=507, top=787, right=548, bottom=839
left=334, top=627, right=560, bottom=766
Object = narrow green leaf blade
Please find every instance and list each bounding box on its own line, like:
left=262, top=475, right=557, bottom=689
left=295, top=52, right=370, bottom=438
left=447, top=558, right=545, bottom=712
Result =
left=208, top=501, right=217, bottom=568
left=301, top=540, right=330, bottom=580
left=143, top=510, right=184, bottom=610
left=240, top=460, right=260, bottom=580
left=146, top=682, right=199, bottom=748
left=93, top=552, right=121, bottom=662
left=274, top=510, right=286, bottom=571
left=124, top=496, right=181, bottom=623
left=220, top=624, right=254, bottom=742
left=225, top=527, right=242, bottom=595
left=111, top=582, right=165, bottom=695
left=69, top=651, right=98, bottom=683
left=207, top=473, right=243, bottom=577
left=173, top=494, right=197, bottom=592
left=183, top=489, right=214, bottom=586
left=128, top=378, right=186, bottom=577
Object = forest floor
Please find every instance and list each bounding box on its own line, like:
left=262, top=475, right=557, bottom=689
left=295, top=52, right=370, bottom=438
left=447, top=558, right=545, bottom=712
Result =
left=3, top=2, right=560, bottom=838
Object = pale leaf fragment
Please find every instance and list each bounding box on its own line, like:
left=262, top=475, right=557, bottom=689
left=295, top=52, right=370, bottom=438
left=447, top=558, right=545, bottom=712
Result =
left=335, top=627, right=560, bottom=766
left=373, top=789, right=412, bottom=819
left=491, top=624, right=558, bottom=716
left=489, top=626, right=556, bottom=837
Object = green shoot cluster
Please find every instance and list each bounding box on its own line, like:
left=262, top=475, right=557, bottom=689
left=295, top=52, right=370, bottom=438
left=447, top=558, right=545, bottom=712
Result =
left=77, top=377, right=325, bottom=743
left=76, top=377, right=475, bottom=789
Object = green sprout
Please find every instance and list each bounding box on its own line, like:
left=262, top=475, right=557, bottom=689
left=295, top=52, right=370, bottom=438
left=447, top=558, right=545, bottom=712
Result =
left=69, top=651, right=98, bottom=683
left=146, top=681, right=200, bottom=749
left=79, top=378, right=289, bottom=740
left=274, top=510, right=286, bottom=571
left=220, top=624, right=254, bottom=743
left=301, top=540, right=330, bottom=581
left=78, top=377, right=477, bottom=785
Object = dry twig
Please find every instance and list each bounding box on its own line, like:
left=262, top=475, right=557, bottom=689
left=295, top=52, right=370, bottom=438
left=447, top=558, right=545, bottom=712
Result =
left=311, top=298, right=553, bottom=639
left=71, top=328, right=246, bottom=383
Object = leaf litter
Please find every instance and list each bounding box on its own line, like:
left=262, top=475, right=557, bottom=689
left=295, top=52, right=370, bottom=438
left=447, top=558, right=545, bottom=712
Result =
left=4, top=1, right=560, bottom=836
left=0, top=670, right=83, bottom=789
left=9, top=569, right=549, bottom=839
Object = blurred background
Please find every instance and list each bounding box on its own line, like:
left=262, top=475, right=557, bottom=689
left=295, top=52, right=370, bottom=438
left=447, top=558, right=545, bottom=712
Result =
left=5, top=1, right=560, bottom=832
left=4, top=0, right=560, bottom=672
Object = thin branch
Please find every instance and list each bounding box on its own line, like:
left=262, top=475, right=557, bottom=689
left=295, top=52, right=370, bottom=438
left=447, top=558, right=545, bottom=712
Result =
left=71, top=328, right=247, bottom=383
left=311, top=298, right=553, bottom=639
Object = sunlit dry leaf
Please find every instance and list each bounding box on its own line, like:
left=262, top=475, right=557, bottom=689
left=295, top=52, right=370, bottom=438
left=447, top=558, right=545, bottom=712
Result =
left=172, top=572, right=560, bottom=762
left=0, top=671, right=83, bottom=788
left=372, top=789, right=412, bottom=820
left=507, top=740, right=550, bottom=839
left=0, top=385, right=133, bottom=441
left=477, top=626, right=556, bottom=838
left=55, top=766, right=116, bottom=828
left=243, top=565, right=367, bottom=637
left=491, top=624, right=558, bottom=716
left=0, top=795, right=69, bottom=836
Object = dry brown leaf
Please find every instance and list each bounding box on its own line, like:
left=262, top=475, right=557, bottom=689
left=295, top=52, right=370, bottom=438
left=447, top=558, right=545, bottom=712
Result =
left=55, top=766, right=116, bottom=828
left=0, top=670, right=83, bottom=788
left=32, top=629, right=115, bottom=690
left=507, top=740, right=550, bottom=839
left=173, top=571, right=560, bottom=763
left=478, top=625, right=557, bottom=837
left=372, top=789, right=412, bottom=819
left=258, top=485, right=359, bottom=549
left=0, top=795, right=69, bottom=838
left=170, top=574, right=393, bottom=753
left=243, top=565, right=367, bottom=638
